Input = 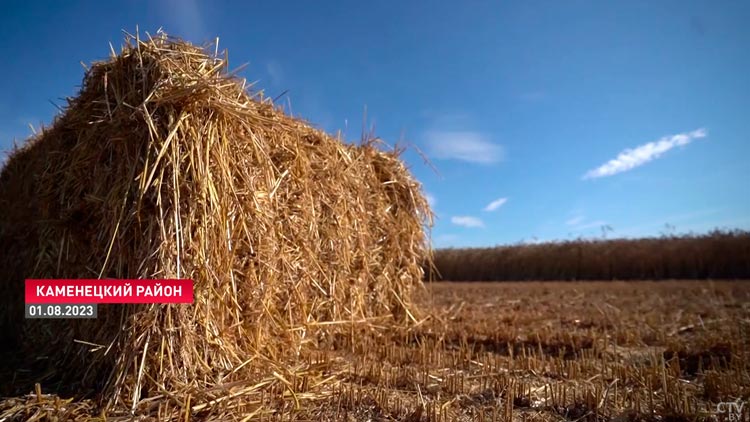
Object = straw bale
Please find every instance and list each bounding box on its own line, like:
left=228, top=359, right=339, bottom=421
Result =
left=0, top=31, right=431, bottom=414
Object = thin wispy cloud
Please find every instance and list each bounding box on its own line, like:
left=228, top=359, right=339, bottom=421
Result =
left=519, top=91, right=545, bottom=102
left=483, top=197, right=507, bottom=212
left=10, top=116, right=42, bottom=138
left=583, top=128, right=708, bottom=180
left=565, top=214, right=608, bottom=232
left=451, top=216, right=485, bottom=228
left=17, top=116, right=40, bottom=127
left=617, top=208, right=724, bottom=237
left=295, top=91, right=334, bottom=131
left=425, top=131, right=504, bottom=164
left=161, top=0, right=208, bottom=43
left=265, top=60, right=284, bottom=86
left=570, top=220, right=608, bottom=231
left=566, top=216, right=585, bottom=226
left=424, top=192, right=437, bottom=208
left=433, top=234, right=459, bottom=247
left=519, top=236, right=545, bottom=245
left=420, top=111, right=472, bottom=126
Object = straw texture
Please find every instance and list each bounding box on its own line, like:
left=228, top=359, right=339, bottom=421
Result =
left=0, top=31, right=430, bottom=416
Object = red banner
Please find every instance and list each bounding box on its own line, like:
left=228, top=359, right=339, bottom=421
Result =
left=25, top=279, right=194, bottom=304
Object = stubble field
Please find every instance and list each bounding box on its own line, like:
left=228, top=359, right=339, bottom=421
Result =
left=301, top=281, right=750, bottom=421
left=3, top=281, right=748, bottom=421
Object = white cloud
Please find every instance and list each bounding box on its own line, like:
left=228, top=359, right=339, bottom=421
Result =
left=451, top=216, right=485, bottom=228
left=425, top=131, right=504, bottom=164
left=566, top=216, right=585, bottom=226
left=583, top=128, right=708, bottom=180
left=483, top=197, right=508, bottom=212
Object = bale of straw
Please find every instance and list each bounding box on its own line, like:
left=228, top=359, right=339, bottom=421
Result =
left=0, top=31, right=431, bottom=413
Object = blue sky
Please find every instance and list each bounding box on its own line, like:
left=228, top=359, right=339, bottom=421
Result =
left=1, top=1, right=748, bottom=248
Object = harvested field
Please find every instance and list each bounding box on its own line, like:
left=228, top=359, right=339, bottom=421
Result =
left=2, top=281, right=748, bottom=421
left=290, top=281, right=750, bottom=421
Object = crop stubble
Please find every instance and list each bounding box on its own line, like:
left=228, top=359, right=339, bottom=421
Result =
left=302, top=280, right=750, bottom=421
left=3, top=280, right=747, bottom=421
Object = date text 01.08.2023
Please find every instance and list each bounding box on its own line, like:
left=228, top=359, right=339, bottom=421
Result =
left=25, top=304, right=98, bottom=319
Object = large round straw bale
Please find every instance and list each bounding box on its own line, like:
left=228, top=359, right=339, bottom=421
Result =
left=0, top=32, right=431, bottom=412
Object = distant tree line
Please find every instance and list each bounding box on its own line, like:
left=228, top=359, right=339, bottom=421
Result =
left=426, top=229, right=750, bottom=281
